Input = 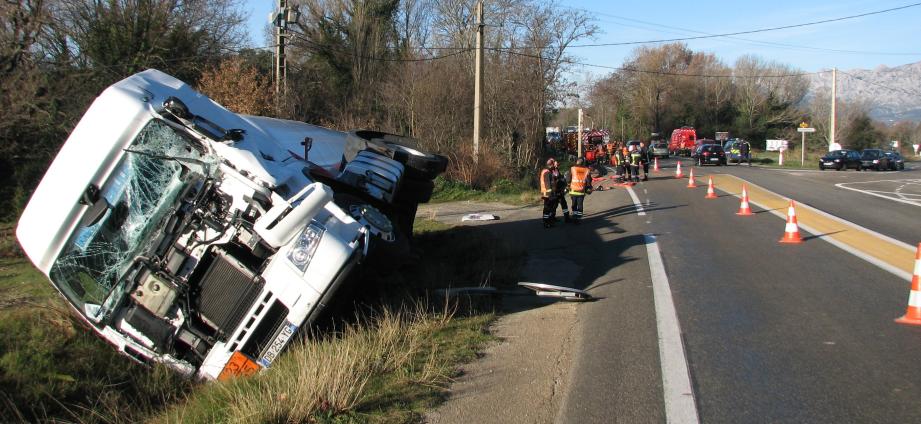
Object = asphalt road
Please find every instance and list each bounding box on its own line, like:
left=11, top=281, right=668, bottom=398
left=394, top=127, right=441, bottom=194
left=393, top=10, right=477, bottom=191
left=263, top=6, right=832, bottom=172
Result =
left=557, top=158, right=921, bottom=423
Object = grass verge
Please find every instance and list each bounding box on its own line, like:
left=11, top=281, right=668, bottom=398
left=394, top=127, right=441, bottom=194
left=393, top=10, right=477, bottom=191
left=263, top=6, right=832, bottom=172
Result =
left=1, top=214, right=519, bottom=423
left=156, top=306, right=494, bottom=423
left=431, top=176, right=540, bottom=205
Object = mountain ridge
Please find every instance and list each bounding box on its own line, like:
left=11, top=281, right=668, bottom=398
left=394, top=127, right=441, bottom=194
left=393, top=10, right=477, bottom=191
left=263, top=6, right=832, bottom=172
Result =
left=807, top=61, right=921, bottom=122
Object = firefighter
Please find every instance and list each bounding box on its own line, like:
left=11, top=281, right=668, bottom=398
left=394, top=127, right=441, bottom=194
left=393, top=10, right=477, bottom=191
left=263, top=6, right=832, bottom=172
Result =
left=614, top=144, right=627, bottom=183
left=540, top=158, right=560, bottom=228
left=629, top=145, right=642, bottom=183
left=569, top=158, right=592, bottom=224
left=639, top=141, right=650, bottom=181
left=552, top=161, right=571, bottom=223
left=611, top=144, right=624, bottom=183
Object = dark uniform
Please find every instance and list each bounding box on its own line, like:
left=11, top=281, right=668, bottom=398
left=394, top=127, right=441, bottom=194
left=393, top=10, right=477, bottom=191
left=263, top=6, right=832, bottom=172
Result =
left=614, top=147, right=627, bottom=182
left=739, top=140, right=751, bottom=166
left=639, top=142, right=650, bottom=180
left=553, top=168, right=571, bottom=222
left=629, top=148, right=642, bottom=183
left=569, top=160, right=592, bottom=223
left=540, top=160, right=561, bottom=228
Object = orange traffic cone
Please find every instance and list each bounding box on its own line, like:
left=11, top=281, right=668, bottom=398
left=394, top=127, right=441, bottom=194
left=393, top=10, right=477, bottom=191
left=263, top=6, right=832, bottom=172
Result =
left=736, top=184, right=753, bottom=216
left=895, top=243, right=921, bottom=326
left=654, top=157, right=660, bottom=173
left=675, top=161, right=683, bottom=179
left=705, top=176, right=717, bottom=199
left=778, top=200, right=803, bottom=243
left=687, top=168, right=697, bottom=188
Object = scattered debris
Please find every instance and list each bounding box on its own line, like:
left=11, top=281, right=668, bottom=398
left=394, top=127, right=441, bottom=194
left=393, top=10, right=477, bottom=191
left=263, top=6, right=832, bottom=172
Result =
left=517, top=282, right=593, bottom=301
left=462, top=213, right=500, bottom=221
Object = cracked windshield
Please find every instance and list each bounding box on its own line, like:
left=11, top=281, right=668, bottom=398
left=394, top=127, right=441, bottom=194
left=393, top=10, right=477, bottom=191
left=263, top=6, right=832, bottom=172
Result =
left=49, top=120, right=213, bottom=316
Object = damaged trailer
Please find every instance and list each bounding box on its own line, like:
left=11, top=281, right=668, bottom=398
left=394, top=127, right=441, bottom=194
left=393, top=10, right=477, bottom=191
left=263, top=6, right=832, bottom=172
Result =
left=15, top=69, right=447, bottom=380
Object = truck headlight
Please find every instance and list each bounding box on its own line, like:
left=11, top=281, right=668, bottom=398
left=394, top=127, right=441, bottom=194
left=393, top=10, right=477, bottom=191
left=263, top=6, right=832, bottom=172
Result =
left=287, top=223, right=324, bottom=272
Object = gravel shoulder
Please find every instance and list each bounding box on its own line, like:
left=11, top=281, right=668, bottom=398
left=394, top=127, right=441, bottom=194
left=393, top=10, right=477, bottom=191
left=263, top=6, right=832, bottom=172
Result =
left=419, top=200, right=582, bottom=424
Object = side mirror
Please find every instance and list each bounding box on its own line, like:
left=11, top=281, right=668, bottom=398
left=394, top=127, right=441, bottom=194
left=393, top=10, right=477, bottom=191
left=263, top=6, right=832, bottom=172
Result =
left=162, top=97, right=192, bottom=120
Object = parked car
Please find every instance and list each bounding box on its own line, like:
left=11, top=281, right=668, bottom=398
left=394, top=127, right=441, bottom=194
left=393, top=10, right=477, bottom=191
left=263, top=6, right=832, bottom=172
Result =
left=650, top=142, right=669, bottom=158
left=860, top=149, right=890, bottom=171
left=16, top=70, right=447, bottom=380
left=694, top=144, right=726, bottom=166
left=819, top=149, right=862, bottom=171
left=884, top=151, right=905, bottom=170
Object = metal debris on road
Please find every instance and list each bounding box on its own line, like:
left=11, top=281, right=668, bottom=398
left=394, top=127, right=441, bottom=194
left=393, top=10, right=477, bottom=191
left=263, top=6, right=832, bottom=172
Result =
left=462, top=213, right=500, bottom=221
left=517, top=282, right=593, bottom=301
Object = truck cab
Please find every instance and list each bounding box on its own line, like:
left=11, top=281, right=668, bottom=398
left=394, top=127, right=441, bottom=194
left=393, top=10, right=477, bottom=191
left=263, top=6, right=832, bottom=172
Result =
left=16, top=70, right=446, bottom=380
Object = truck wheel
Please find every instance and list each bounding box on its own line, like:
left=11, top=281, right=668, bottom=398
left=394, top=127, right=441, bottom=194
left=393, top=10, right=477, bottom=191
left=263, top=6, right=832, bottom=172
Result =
left=388, top=144, right=449, bottom=180
left=395, top=177, right=435, bottom=204
left=334, top=194, right=412, bottom=270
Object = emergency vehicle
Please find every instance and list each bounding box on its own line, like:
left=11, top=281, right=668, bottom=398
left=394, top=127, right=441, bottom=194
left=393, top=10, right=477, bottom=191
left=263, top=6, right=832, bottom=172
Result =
left=669, top=127, right=697, bottom=157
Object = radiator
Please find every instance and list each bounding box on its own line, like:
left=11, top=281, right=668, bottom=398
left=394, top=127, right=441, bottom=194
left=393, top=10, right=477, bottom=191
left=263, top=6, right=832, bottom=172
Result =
left=195, top=248, right=262, bottom=338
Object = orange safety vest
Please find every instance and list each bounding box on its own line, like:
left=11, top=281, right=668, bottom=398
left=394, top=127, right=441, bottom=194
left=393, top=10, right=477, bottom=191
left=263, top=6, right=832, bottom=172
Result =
left=570, top=166, right=590, bottom=195
left=539, top=168, right=552, bottom=197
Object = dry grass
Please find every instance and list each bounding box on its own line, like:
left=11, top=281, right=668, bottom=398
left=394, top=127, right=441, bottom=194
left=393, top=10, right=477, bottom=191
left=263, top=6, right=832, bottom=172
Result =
left=156, top=303, right=479, bottom=423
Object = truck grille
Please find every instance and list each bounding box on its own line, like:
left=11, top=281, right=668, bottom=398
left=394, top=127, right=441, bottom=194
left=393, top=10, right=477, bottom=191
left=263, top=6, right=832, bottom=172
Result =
left=195, top=248, right=262, bottom=338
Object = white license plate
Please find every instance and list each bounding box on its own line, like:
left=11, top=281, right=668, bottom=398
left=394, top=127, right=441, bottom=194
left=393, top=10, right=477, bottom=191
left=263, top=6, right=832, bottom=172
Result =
left=258, top=321, right=298, bottom=367
left=708, top=157, right=719, bottom=161
left=824, top=162, right=834, bottom=165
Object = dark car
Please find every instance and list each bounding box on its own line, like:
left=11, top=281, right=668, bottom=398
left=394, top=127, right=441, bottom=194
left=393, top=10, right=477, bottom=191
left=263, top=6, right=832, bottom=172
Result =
left=694, top=144, right=726, bottom=166
left=884, top=151, right=905, bottom=170
left=819, top=149, right=862, bottom=171
left=860, top=149, right=891, bottom=171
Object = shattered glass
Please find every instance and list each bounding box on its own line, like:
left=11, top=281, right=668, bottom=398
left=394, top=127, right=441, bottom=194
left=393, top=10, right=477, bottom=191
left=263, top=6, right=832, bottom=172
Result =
left=50, top=119, right=217, bottom=321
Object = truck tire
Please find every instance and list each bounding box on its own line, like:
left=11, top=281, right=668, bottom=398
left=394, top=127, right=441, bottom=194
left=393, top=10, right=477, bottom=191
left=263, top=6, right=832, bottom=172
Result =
left=389, top=144, right=449, bottom=180
left=333, top=194, right=412, bottom=271
left=395, top=177, right=435, bottom=204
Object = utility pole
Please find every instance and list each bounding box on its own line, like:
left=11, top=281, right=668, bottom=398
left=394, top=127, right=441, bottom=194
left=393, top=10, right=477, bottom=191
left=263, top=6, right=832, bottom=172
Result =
left=473, top=0, right=484, bottom=162
left=829, top=67, right=837, bottom=152
left=577, top=108, right=583, bottom=158
left=274, top=0, right=289, bottom=112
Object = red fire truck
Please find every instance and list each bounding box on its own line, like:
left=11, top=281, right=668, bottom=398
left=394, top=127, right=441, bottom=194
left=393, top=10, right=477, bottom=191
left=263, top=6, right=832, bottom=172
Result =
left=669, top=127, right=697, bottom=157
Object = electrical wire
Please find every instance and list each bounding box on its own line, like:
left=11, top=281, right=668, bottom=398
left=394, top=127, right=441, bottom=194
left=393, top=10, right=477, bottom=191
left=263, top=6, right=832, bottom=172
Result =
left=496, top=48, right=822, bottom=79
left=471, top=2, right=921, bottom=50
left=565, top=7, right=921, bottom=56
left=287, top=31, right=473, bottom=62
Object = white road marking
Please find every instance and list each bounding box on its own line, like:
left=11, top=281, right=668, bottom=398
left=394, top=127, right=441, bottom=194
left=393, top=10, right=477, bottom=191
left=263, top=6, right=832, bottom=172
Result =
left=645, top=234, right=700, bottom=424
left=835, top=179, right=921, bottom=207
left=626, top=186, right=646, bottom=216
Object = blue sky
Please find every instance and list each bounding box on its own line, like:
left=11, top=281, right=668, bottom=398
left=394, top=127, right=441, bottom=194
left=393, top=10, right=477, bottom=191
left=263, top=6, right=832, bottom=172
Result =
left=242, top=0, right=921, bottom=74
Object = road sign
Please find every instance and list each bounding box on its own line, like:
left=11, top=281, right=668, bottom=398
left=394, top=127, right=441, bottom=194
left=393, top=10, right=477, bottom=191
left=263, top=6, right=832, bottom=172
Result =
left=797, top=127, right=816, bottom=133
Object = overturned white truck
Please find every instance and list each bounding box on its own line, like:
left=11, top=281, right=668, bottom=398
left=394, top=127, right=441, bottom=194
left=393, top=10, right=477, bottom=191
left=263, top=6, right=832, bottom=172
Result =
left=16, top=70, right=447, bottom=380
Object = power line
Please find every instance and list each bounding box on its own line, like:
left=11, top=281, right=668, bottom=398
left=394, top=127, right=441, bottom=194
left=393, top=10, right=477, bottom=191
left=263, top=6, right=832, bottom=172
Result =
left=288, top=31, right=473, bottom=62
left=495, top=2, right=921, bottom=50
left=497, top=48, right=822, bottom=79
left=566, top=7, right=921, bottom=56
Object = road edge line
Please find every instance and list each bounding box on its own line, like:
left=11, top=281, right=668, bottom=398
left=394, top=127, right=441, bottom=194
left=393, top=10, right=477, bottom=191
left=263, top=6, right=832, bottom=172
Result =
left=626, top=186, right=647, bottom=216
left=644, top=234, right=699, bottom=424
